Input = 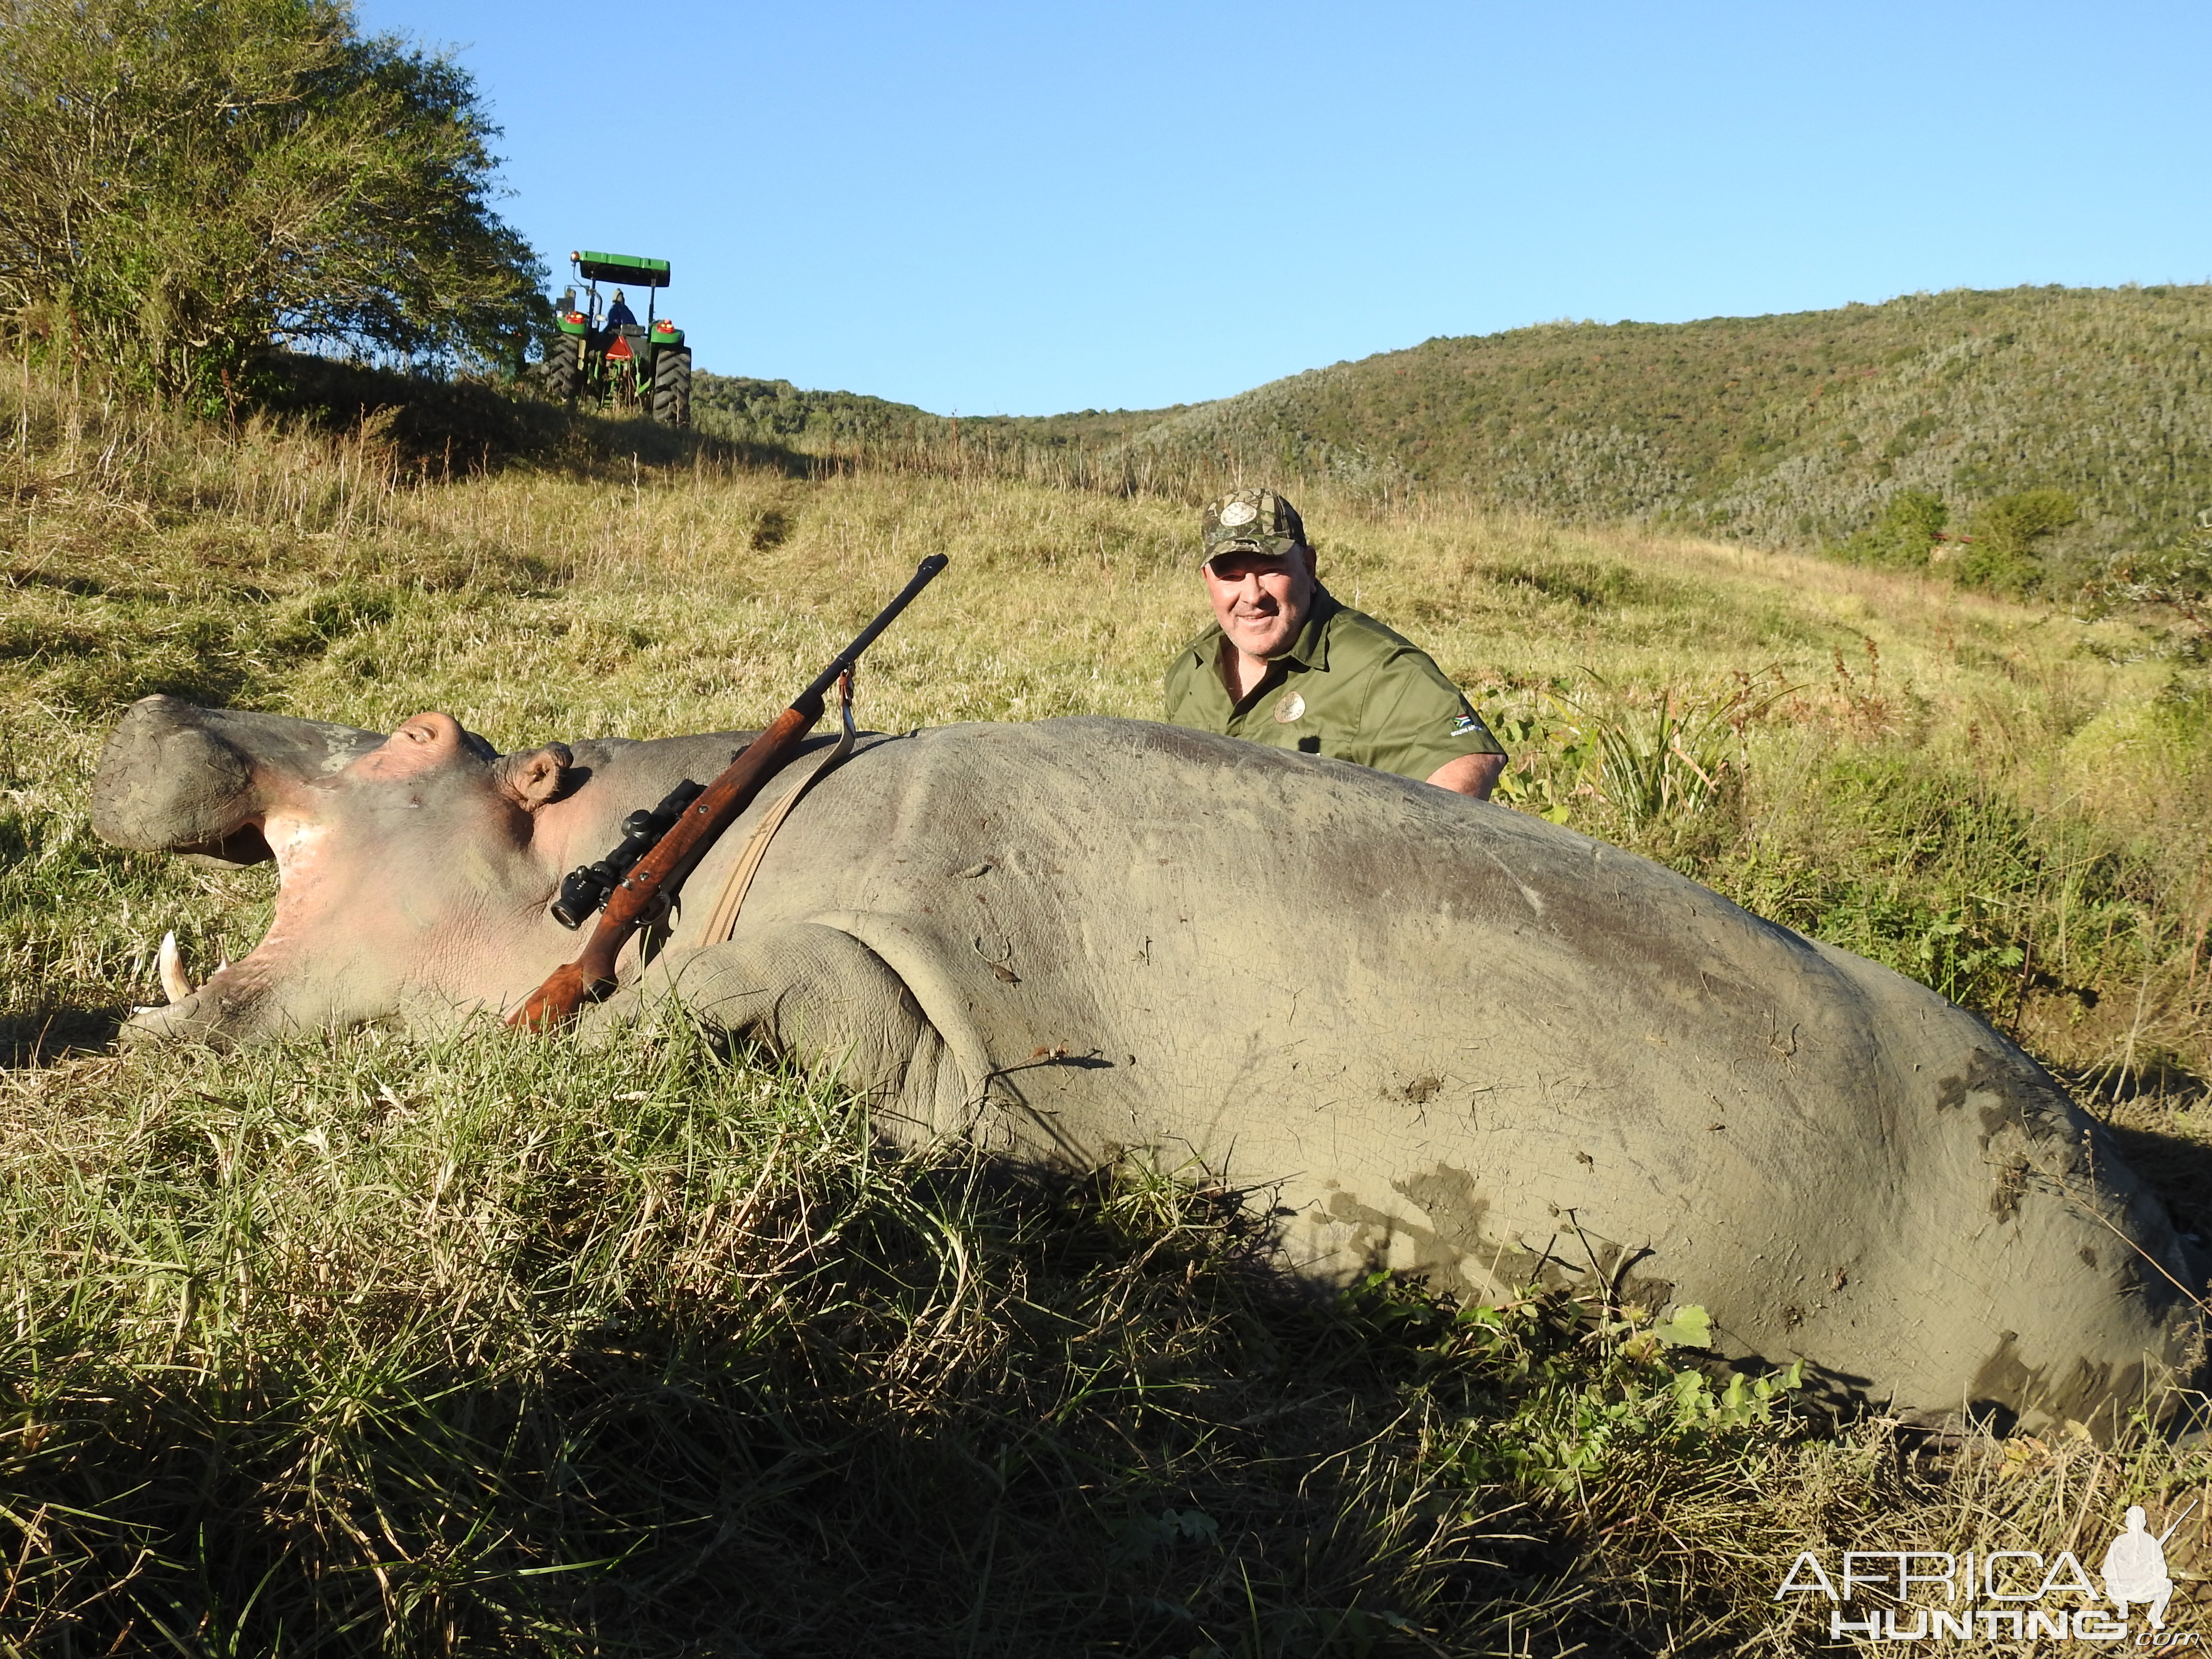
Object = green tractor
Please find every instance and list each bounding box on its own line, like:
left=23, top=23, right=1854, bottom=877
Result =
left=544, top=249, right=691, bottom=426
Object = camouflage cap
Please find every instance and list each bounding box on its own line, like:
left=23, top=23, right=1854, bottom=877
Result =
left=1202, top=488, right=1306, bottom=564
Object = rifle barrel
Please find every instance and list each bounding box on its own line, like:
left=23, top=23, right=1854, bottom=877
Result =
left=2158, top=1499, right=2199, bottom=1545
left=799, top=553, right=948, bottom=708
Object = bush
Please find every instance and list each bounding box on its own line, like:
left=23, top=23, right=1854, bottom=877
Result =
left=0, top=0, right=547, bottom=400
left=1957, top=488, right=2079, bottom=594
left=1840, top=488, right=1948, bottom=568
left=2088, top=515, right=2212, bottom=660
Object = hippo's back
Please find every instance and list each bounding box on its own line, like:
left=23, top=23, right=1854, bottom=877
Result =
left=711, top=717, right=2198, bottom=1430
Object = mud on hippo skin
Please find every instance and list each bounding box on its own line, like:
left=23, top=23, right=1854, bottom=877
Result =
left=91, top=698, right=2208, bottom=1433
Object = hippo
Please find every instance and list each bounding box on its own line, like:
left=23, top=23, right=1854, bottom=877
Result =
left=92, top=694, right=2203, bottom=1431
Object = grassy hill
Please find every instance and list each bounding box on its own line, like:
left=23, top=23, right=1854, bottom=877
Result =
left=697, top=286, right=2212, bottom=589
left=2, top=366, right=2211, bottom=1650
left=1110, top=284, right=2212, bottom=568
left=693, top=370, right=1186, bottom=452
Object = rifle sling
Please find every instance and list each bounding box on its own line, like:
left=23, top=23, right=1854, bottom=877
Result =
left=698, top=678, right=856, bottom=946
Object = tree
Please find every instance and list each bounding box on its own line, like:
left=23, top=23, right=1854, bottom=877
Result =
left=1843, top=489, right=1948, bottom=569
left=1961, top=489, right=2078, bottom=595
left=0, top=0, right=547, bottom=398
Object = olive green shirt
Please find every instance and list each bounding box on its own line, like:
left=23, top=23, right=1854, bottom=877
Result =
left=1162, top=589, right=1503, bottom=781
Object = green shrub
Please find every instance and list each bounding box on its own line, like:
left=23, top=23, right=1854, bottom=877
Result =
left=1958, top=488, right=2078, bottom=593
left=0, top=0, right=547, bottom=399
left=1841, top=488, right=1948, bottom=568
left=2089, top=518, right=2212, bottom=660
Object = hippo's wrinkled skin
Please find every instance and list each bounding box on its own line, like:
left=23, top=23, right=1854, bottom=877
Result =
left=94, top=695, right=2203, bottom=1430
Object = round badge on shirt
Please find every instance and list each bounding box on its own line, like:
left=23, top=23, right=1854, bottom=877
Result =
left=1274, top=690, right=1306, bottom=723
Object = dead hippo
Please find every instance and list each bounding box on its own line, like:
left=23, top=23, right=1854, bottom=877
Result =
left=92, top=693, right=2203, bottom=1431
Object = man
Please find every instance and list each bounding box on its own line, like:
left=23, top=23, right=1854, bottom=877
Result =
left=603, top=289, right=638, bottom=330
left=1164, top=488, right=1506, bottom=797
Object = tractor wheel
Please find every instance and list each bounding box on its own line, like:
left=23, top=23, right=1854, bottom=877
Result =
left=544, top=339, right=581, bottom=405
left=652, top=347, right=692, bottom=428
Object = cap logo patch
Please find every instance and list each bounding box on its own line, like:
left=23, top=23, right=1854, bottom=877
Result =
left=1218, top=500, right=1259, bottom=527
left=1274, top=690, right=1306, bottom=723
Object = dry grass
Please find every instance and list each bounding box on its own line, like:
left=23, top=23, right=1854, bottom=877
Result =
left=3, top=364, right=2212, bottom=1653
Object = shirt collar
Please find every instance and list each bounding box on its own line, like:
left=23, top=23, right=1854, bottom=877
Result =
left=1274, top=586, right=1339, bottom=672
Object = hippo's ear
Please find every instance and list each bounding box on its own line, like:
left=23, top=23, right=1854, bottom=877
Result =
left=493, top=744, right=573, bottom=811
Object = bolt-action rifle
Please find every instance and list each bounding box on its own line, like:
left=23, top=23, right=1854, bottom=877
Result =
left=511, top=554, right=949, bottom=1030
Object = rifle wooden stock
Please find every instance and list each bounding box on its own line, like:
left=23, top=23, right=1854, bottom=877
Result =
left=510, top=554, right=947, bottom=1032
left=511, top=704, right=817, bottom=1029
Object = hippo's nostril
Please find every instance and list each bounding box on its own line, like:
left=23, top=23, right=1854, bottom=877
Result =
left=157, top=931, right=194, bottom=1005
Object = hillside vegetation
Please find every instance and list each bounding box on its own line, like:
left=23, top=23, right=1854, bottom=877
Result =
left=1131, top=284, right=2212, bottom=566
left=701, top=287, right=2212, bottom=597
left=1, top=367, right=2211, bottom=1651
left=693, top=371, right=1183, bottom=451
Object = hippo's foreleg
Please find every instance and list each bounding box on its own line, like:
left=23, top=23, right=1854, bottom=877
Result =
left=582, top=924, right=981, bottom=1148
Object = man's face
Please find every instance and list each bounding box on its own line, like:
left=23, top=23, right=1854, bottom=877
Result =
left=1203, top=545, right=1318, bottom=660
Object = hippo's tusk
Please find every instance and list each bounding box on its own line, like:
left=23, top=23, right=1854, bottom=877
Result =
left=157, top=931, right=194, bottom=1005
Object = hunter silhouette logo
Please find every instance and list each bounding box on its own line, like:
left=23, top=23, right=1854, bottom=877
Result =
left=2101, top=1504, right=2184, bottom=1631
left=1774, top=1500, right=2198, bottom=1643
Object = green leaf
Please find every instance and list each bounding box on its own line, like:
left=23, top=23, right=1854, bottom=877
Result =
left=1650, top=1304, right=1711, bottom=1348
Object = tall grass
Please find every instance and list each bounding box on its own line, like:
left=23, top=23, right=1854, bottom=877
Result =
left=14, top=1019, right=2206, bottom=1655
left=4, top=360, right=2212, bottom=1651
left=0, top=1018, right=1882, bottom=1654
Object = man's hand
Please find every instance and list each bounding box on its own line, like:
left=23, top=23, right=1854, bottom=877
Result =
left=1426, top=753, right=1505, bottom=800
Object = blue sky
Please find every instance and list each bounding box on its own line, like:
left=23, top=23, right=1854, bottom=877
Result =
left=358, top=0, right=2212, bottom=416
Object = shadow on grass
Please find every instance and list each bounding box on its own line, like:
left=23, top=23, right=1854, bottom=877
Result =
left=2068, top=1061, right=2212, bottom=1246
left=2074, top=1058, right=2211, bottom=1111
left=253, top=349, right=818, bottom=482
left=0, top=1157, right=1666, bottom=1658
left=0, top=1005, right=127, bottom=1068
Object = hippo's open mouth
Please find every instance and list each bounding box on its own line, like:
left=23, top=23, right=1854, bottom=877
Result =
left=97, top=694, right=584, bottom=1047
